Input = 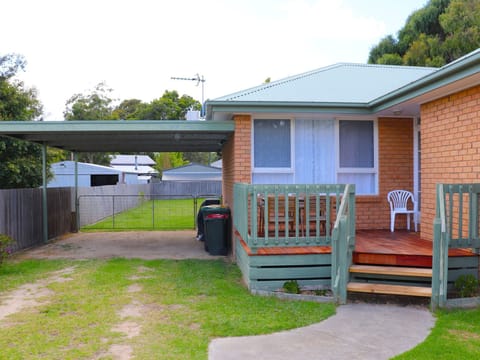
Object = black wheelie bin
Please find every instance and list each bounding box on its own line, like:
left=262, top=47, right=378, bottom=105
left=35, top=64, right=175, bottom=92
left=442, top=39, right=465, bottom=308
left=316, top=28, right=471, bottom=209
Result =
left=202, top=205, right=230, bottom=256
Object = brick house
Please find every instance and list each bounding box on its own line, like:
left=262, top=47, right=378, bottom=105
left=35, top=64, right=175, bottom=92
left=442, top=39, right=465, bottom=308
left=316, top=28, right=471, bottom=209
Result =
left=206, top=49, right=480, bottom=251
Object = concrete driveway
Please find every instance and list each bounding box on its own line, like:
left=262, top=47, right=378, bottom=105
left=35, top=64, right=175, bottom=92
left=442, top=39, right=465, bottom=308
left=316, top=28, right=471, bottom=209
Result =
left=17, top=230, right=224, bottom=260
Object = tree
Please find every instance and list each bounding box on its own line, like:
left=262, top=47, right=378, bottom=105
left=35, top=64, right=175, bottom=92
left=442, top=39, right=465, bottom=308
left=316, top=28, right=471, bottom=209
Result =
left=64, top=82, right=116, bottom=121
left=135, top=90, right=200, bottom=120
left=0, top=53, right=46, bottom=189
left=112, top=99, right=144, bottom=120
left=154, top=152, right=188, bottom=175
left=64, top=82, right=116, bottom=165
left=368, top=0, right=480, bottom=67
left=440, top=0, right=480, bottom=62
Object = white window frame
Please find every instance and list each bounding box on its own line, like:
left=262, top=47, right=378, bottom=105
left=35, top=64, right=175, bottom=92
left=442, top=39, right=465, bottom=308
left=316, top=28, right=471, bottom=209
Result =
left=252, top=116, right=295, bottom=174
left=335, top=118, right=379, bottom=195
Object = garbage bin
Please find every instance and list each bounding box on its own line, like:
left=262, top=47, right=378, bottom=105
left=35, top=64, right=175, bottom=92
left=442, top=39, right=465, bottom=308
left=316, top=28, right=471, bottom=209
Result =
left=202, top=205, right=230, bottom=256
left=196, top=198, right=221, bottom=241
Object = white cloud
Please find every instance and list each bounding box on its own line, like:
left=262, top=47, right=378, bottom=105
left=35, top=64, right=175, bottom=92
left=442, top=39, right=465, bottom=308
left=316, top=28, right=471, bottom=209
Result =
left=2, top=0, right=425, bottom=119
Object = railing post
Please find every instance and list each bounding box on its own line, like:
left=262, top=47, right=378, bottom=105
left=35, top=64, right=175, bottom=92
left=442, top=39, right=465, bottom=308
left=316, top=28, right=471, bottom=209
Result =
left=338, top=216, right=348, bottom=304
left=331, top=225, right=339, bottom=302
left=432, top=184, right=448, bottom=309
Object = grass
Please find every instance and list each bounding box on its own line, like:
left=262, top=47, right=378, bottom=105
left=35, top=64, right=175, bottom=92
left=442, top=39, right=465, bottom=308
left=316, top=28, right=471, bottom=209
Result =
left=82, top=198, right=201, bottom=231
left=3, top=261, right=480, bottom=359
left=393, top=308, right=480, bottom=359
left=0, top=259, right=335, bottom=359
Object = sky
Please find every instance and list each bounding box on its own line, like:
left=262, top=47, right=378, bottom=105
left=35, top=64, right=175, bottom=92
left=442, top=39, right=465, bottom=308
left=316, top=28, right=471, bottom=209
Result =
left=2, top=0, right=428, bottom=120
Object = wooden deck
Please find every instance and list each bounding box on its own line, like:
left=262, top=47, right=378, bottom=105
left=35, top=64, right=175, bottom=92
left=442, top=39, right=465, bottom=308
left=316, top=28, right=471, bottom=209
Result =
left=354, top=230, right=476, bottom=267
left=236, top=229, right=479, bottom=293
left=241, top=229, right=476, bottom=261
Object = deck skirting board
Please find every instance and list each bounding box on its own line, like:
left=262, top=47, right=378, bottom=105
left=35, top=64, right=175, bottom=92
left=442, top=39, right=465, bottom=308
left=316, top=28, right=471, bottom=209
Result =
left=235, top=238, right=332, bottom=291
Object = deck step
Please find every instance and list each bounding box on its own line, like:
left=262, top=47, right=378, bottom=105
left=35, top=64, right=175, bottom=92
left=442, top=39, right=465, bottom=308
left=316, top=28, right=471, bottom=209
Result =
left=349, top=265, right=432, bottom=278
left=347, top=282, right=432, bottom=297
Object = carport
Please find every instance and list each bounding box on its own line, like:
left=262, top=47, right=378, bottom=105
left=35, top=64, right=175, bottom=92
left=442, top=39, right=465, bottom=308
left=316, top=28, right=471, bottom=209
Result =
left=0, top=120, right=234, bottom=242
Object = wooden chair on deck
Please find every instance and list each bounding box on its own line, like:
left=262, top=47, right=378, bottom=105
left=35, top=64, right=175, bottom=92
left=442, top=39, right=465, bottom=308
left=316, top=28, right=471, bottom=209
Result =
left=303, top=196, right=327, bottom=236
left=267, top=195, right=296, bottom=235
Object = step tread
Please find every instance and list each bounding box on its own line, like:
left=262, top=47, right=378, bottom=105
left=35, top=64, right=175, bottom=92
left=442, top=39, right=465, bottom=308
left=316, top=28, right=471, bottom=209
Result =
left=350, top=264, right=432, bottom=277
left=347, top=282, right=432, bottom=297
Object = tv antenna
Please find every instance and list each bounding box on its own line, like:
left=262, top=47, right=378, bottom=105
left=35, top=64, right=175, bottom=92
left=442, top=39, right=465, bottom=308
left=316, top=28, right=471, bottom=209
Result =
left=171, top=73, right=206, bottom=108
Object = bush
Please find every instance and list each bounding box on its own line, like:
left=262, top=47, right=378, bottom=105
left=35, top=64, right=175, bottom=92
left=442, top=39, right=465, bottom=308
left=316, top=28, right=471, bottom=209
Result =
left=0, top=234, right=14, bottom=265
left=283, top=280, right=301, bottom=294
left=454, top=274, right=479, bottom=298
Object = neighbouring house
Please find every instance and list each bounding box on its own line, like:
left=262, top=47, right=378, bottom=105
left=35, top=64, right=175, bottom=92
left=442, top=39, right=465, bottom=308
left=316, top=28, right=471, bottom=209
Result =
left=210, top=159, right=222, bottom=169
left=48, top=161, right=139, bottom=187
left=110, top=154, right=158, bottom=183
left=161, top=163, right=222, bottom=181
left=206, top=48, right=480, bottom=305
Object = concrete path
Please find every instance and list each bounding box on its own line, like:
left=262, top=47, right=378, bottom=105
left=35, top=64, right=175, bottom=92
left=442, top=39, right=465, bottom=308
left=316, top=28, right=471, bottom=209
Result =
left=209, top=303, right=435, bottom=360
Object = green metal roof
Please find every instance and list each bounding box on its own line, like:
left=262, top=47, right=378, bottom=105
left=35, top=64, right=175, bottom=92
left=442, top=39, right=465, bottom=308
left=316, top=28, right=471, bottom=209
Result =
left=0, top=120, right=234, bottom=152
left=213, top=63, right=436, bottom=103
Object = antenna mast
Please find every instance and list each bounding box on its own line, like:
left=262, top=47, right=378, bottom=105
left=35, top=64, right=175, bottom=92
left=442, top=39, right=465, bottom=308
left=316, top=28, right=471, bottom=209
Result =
left=171, top=74, right=206, bottom=116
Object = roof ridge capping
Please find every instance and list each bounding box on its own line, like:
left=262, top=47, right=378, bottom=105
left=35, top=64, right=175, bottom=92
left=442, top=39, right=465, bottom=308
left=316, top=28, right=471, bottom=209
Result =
left=216, top=62, right=436, bottom=101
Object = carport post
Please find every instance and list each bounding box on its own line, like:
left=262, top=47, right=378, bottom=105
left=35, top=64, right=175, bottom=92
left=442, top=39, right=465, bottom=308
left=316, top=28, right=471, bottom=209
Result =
left=74, top=153, right=79, bottom=232
left=42, top=143, right=48, bottom=243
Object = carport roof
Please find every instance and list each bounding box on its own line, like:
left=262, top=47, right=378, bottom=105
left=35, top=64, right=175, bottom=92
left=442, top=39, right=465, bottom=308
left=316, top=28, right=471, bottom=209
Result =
left=0, top=120, right=234, bottom=152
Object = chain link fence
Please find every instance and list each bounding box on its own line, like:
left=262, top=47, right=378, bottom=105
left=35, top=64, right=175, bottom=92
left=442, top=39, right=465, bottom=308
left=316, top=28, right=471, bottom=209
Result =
left=78, top=194, right=220, bottom=230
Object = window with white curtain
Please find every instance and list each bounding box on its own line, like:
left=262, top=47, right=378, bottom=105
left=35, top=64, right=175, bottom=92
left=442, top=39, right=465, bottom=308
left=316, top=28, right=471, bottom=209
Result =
left=337, top=120, right=378, bottom=195
left=253, top=119, right=292, bottom=170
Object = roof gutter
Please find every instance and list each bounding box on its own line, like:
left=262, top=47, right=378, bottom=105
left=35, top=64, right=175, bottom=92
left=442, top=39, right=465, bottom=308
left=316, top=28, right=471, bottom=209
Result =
left=206, top=101, right=372, bottom=118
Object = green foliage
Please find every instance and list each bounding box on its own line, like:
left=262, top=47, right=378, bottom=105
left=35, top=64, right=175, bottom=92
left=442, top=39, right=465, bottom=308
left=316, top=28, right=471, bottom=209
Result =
left=0, top=233, right=14, bottom=264
left=134, top=90, right=200, bottom=120
left=0, top=53, right=47, bottom=189
left=368, top=0, right=480, bottom=67
left=64, top=82, right=116, bottom=121
left=154, top=152, right=188, bottom=174
left=454, top=274, right=479, bottom=298
left=111, top=98, right=144, bottom=120
left=440, top=0, right=480, bottom=62
left=376, top=53, right=404, bottom=65
left=183, top=152, right=219, bottom=166
left=283, top=280, right=301, bottom=294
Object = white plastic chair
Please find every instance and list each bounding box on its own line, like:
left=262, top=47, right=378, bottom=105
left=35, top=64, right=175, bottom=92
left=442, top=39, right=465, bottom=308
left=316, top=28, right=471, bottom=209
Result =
left=387, top=190, right=418, bottom=232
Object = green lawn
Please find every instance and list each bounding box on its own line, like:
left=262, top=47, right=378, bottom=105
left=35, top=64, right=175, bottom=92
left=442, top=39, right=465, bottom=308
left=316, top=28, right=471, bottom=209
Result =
left=82, top=198, right=200, bottom=231
left=0, top=259, right=334, bottom=359
left=394, top=307, right=480, bottom=359
left=2, top=261, right=480, bottom=359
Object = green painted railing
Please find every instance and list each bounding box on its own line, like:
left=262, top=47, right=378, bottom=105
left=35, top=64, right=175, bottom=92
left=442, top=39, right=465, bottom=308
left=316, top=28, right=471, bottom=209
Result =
left=432, top=183, right=480, bottom=309
left=233, top=183, right=355, bottom=303
left=331, top=184, right=356, bottom=304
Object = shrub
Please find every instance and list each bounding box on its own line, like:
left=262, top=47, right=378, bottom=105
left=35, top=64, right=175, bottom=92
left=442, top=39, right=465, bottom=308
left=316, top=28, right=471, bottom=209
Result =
left=0, top=234, right=14, bottom=265
left=454, top=274, right=479, bottom=298
left=283, top=280, right=301, bottom=294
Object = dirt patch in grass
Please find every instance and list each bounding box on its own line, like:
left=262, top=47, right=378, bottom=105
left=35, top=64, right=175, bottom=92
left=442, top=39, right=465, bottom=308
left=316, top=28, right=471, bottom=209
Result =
left=448, top=329, right=480, bottom=341
left=0, top=266, right=75, bottom=324
left=17, top=231, right=223, bottom=260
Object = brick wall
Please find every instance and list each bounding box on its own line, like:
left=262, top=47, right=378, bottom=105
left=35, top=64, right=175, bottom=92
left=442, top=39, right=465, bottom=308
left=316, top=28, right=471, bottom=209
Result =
left=222, top=115, right=252, bottom=209
left=420, top=85, right=480, bottom=241
left=221, top=115, right=252, bottom=255
left=356, top=117, right=414, bottom=230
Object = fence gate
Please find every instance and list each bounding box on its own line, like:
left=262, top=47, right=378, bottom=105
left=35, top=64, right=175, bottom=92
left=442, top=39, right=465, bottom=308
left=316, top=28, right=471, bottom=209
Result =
left=78, top=194, right=218, bottom=231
